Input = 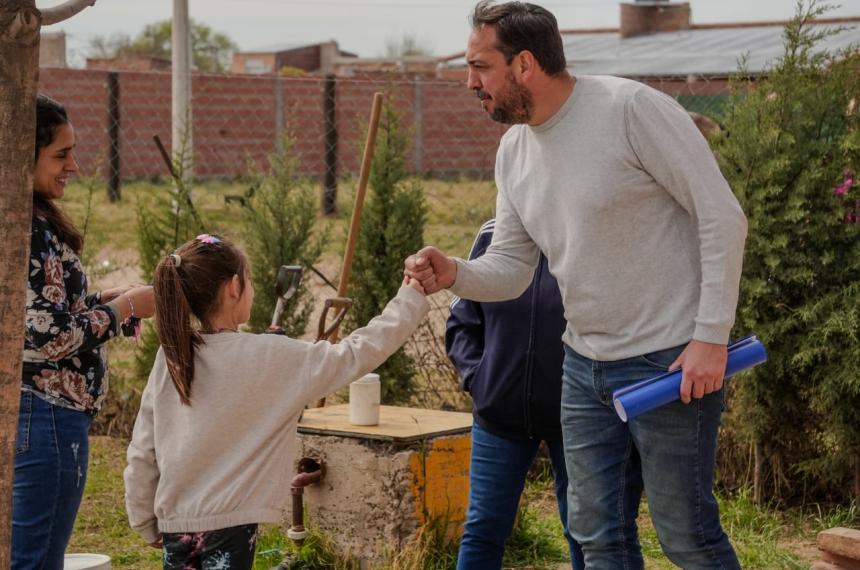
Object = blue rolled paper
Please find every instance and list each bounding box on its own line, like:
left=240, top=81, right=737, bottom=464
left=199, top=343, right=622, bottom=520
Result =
left=612, top=335, right=767, bottom=422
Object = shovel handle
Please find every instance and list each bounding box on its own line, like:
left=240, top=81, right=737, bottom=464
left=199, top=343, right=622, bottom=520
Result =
left=316, top=297, right=353, bottom=343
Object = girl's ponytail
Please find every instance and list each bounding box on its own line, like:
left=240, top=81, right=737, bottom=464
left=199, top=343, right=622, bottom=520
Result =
left=153, top=254, right=201, bottom=406
left=152, top=235, right=247, bottom=406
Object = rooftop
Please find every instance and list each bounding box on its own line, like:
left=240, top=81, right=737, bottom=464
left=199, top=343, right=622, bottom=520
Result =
left=564, top=18, right=860, bottom=77
left=443, top=18, right=860, bottom=78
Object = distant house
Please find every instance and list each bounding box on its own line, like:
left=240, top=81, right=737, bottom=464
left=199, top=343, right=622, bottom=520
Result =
left=40, top=31, right=67, bottom=68
left=439, top=0, right=860, bottom=112
left=333, top=55, right=440, bottom=78
left=231, top=41, right=357, bottom=75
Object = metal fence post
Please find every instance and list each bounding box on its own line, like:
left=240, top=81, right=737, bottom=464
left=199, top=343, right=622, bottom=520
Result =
left=413, top=75, right=423, bottom=174
left=107, top=71, right=121, bottom=202
left=274, top=76, right=285, bottom=157
left=322, top=73, right=338, bottom=215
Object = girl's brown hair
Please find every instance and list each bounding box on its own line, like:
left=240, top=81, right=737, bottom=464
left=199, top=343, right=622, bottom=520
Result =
left=34, top=94, right=83, bottom=254
left=153, top=235, right=248, bottom=406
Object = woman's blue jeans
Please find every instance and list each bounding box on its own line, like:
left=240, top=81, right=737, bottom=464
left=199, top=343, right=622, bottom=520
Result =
left=457, top=423, right=584, bottom=569
left=12, top=391, right=92, bottom=570
left=561, top=344, right=740, bottom=569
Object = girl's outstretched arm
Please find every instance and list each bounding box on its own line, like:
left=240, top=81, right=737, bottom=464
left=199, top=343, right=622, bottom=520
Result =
left=298, top=285, right=429, bottom=405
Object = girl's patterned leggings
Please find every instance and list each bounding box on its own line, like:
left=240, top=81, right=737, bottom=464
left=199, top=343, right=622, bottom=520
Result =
left=162, top=523, right=258, bottom=570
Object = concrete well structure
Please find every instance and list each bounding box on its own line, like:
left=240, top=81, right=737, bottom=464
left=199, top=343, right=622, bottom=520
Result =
left=295, top=405, right=473, bottom=565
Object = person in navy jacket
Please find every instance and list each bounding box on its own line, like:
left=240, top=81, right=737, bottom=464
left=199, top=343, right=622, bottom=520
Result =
left=446, top=219, right=583, bottom=569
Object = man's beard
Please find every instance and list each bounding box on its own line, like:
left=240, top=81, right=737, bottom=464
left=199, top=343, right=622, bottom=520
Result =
left=487, top=72, right=533, bottom=124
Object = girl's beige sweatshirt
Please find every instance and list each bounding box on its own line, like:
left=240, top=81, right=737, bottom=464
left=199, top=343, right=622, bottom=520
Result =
left=124, top=286, right=429, bottom=543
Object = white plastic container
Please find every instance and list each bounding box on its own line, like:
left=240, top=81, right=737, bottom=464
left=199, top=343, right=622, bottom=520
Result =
left=64, top=554, right=111, bottom=570
left=349, top=373, right=381, bottom=425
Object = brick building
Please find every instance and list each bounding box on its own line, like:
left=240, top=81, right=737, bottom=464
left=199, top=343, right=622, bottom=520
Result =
left=231, top=41, right=357, bottom=75
left=40, top=31, right=67, bottom=68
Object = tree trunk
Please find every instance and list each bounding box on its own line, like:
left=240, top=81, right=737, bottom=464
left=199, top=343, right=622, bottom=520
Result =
left=0, top=1, right=40, bottom=565
left=753, top=437, right=764, bottom=504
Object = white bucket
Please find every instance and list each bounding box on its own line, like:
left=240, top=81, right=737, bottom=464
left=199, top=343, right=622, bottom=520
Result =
left=64, top=553, right=111, bottom=570
left=349, top=372, right=380, bottom=426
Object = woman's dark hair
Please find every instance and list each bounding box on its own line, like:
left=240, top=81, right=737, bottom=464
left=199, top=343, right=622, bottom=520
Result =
left=33, top=94, right=83, bottom=254
left=471, top=1, right=567, bottom=76
left=153, top=235, right=248, bottom=406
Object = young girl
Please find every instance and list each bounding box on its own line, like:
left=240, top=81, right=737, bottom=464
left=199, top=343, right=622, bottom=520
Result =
left=124, top=234, right=428, bottom=568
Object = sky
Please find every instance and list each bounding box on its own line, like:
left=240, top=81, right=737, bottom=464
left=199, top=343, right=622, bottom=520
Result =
left=44, top=0, right=860, bottom=67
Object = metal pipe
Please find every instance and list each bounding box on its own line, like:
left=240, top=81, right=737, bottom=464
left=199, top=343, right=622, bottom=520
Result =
left=287, top=458, right=323, bottom=547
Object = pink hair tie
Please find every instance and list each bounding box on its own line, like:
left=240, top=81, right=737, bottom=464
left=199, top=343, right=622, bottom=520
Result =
left=196, top=234, right=221, bottom=244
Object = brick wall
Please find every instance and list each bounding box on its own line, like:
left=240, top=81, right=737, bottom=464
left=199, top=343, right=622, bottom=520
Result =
left=36, top=67, right=729, bottom=184
left=39, top=68, right=110, bottom=177
left=36, top=67, right=503, bottom=182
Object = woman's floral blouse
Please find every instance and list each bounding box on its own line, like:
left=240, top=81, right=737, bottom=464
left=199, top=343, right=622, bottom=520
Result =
left=22, top=215, right=121, bottom=414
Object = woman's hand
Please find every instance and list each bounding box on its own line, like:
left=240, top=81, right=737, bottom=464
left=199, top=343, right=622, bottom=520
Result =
left=116, top=286, right=155, bottom=320
left=100, top=286, right=132, bottom=303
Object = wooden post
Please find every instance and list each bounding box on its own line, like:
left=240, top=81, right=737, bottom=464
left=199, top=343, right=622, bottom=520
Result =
left=334, top=92, right=384, bottom=303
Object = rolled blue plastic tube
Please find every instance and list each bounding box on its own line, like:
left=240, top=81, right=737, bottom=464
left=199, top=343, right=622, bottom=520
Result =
left=612, top=336, right=767, bottom=422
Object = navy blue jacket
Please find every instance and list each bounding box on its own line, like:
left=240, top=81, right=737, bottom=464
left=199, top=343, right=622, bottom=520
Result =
left=445, top=220, right=566, bottom=441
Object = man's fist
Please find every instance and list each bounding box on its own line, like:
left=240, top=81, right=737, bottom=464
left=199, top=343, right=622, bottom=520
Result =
left=404, top=246, right=457, bottom=294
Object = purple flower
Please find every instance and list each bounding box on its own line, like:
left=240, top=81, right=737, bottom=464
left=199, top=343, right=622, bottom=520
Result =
left=835, top=171, right=854, bottom=196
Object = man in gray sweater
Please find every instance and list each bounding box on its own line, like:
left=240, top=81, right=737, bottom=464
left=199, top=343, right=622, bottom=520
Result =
left=406, top=2, right=747, bottom=568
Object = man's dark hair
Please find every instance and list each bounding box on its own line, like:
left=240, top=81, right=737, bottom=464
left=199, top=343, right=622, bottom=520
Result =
left=471, top=1, right=567, bottom=76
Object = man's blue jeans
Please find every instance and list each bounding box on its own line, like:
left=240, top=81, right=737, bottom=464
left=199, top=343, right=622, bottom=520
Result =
left=561, top=344, right=740, bottom=569
left=12, top=391, right=92, bottom=570
left=457, top=423, right=585, bottom=570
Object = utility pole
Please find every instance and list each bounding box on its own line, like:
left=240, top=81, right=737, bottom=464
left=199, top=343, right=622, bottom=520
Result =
left=172, top=0, right=192, bottom=181
left=0, top=2, right=97, bottom=564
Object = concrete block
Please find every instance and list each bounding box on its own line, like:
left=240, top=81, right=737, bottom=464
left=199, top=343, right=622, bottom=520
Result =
left=819, top=528, right=860, bottom=560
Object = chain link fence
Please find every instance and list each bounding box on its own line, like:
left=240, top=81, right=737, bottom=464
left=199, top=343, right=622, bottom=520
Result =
left=38, top=69, right=508, bottom=203
left=38, top=68, right=732, bottom=198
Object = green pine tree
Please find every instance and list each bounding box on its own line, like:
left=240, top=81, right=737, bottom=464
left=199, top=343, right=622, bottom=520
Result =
left=242, top=133, right=327, bottom=336
left=134, top=143, right=204, bottom=380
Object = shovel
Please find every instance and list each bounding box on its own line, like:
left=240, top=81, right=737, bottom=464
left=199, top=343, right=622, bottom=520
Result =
left=269, top=265, right=303, bottom=331
left=315, top=297, right=352, bottom=344
left=299, top=297, right=353, bottom=413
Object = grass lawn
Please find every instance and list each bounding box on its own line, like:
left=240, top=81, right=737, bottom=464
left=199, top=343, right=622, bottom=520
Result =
left=71, top=436, right=840, bottom=569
